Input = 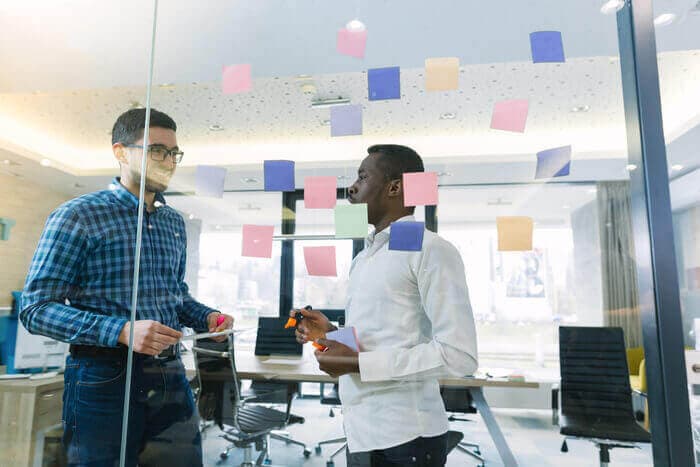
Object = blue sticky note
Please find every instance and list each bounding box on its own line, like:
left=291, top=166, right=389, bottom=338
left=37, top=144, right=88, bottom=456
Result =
left=331, top=104, right=363, bottom=137
left=535, top=145, right=572, bottom=179
left=530, top=31, right=565, bottom=63
left=264, top=160, right=295, bottom=191
left=368, top=67, right=400, bottom=101
left=388, top=221, right=425, bottom=251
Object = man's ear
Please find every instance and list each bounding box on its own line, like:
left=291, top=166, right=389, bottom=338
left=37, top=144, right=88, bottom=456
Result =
left=387, top=179, right=402, bottom=198
left=112, top=143, right=128, bottom=165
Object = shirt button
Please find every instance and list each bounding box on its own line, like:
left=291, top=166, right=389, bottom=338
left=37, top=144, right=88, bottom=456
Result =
left=148, top=224, right=153, bottom=229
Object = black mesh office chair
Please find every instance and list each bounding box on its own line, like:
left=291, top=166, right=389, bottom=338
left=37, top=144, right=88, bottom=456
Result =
left=193, top=334, right=310, bottom=466
left=558, top=326, right=651, bottom=467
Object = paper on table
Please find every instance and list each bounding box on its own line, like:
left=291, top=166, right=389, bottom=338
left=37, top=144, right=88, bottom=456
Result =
left=326, top=327, right=359, bottom=352
left=222, top=64, right=252, bottom=94
left=195, top=165, right=227, bottom=198
left=497, top=216, right=533, bottom=251
left=425, top=57, right=459, bottom=91
left=403, top=172, right=438, bottom=206
left=304, top=176, right=337, bottom=209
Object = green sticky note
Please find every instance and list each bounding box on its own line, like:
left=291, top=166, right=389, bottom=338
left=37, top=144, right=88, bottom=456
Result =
left=334, top=204, right=368, bottom=238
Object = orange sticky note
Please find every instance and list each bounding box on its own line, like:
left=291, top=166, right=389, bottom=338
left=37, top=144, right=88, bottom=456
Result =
left=222, top=64, right=252, bottom=94
left=403, top=172, right=438, bottom=207
left=496, top=217, right=533, bottom=251
left=337, top=28, right=367, bottom=58
left=425, top=57, right=459, bottom=91
left=241, top=225, right=274, bottom=258
left=491, top=99, right=529, bottom=133
left=304, top=176, right=337, bottom=209
left=303, top=246, right=337, bottom=277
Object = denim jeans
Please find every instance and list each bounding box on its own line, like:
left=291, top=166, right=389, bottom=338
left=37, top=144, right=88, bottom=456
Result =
left=347, top=432, right=449, bottom=467
left=62, top=353, right=202, bottom=467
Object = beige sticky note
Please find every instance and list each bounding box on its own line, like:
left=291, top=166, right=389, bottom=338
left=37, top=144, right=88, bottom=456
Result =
left=425, top=57, right=459, bottom=91
left=686, top=350, right=700, bottom=385
left=497, top=216, right=534, bottom=251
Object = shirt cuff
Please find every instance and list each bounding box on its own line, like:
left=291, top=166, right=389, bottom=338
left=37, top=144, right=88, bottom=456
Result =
left=98, top=316, right=129, bottom=347
left=358, top=349, right=394, bottom=382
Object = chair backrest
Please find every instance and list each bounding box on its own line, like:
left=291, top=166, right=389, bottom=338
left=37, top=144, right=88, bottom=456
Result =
left=559, top=326, right=635, bottom=420
left=254, top=317, right=303, bottom=356
left=626, top=346, right=644, bottom=376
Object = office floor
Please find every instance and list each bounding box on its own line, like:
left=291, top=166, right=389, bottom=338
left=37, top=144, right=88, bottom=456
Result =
left=200, top=398, right=654, bottom=467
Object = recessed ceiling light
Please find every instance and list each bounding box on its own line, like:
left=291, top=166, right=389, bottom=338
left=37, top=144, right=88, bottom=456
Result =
left=439, top=112, right=456, bottom=120
left=188, top=213, right=195, bottom=220
left=40, top=158, right=52, bottom=167
left=563, top=205, right=571, bottom=210
left=571, top=105, right=590, bottom=113
left=208, top=124, right=224, bottom=131
left=600, top=0, right=625, bottom=14
left=654, top=13, right=676, bottom=26
left=321, top=119, right=331, bottom=126
left=626, top=164, right=637, bottom=171
left=158, top=83, right=175, bottom=88
left=241, top=177, right=259, bottom=184
left=587, top=188, right=597, bottom=194
left=671, top=164, right=684, bottom=171
left=345, top=19, right=366, bottom=32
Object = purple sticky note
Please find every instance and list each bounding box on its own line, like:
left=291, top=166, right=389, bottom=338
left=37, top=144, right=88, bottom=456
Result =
left=337, top=28, right=367, bottom=58
left=368, top=67, right=400, bottom=101
left=264, top=160, right=295, bottom=192
left=326, top=327, right=359, bottom=351
left=242, top=225, right=274, bottom=258
left=388, top=221, right=425, bottom=252
left=491, top=99, right=529, bottom=133
left=195, top=165, right=227, bottom=198
left=535, top=145, right=572, bottom=179
left=222, top=64, right=252, bottom=94
left=331, top=104, right=363, bottom=137
left=530, top=31, right=565, bottom=63
left=403, top=172, right=438, bottom=207
left=304, top=246, right=337, bottom=277
left=304, top=176, right=337, bottom=209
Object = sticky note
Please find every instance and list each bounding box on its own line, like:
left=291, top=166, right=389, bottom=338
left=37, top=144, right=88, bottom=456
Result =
left=222, top=64, right=252, bottom=94
left=304, top=246, right=337, bottom=277
left=337, top=28, right=367, bottom=58
left=535, top=145, right=572, bottom=179
left=195, top=165, right=227, bottom=198
left=368, top=66, right=400, bottom=101
left=264, top=160, right=295, bottom=191
left=335, top=204, right=368, bottom=238
left=497, top=217, right=533, bottom=251
left=685, top=350, right=700, bottom=384
left=304, top=176, right=337, bottom=209
left=403, top=172, right=438, bottom=207
left=388, top=221, right=425, bottom=251
left=241, top=225, right=274, bottom=258
left=331, top=104, right=363, bottom=137
left=425, top=57, right=459, bottom=91
left=326, top=327, right=359, bottom=351
left=530, top=31, right=565, bottom=63
left=490, top=99, right=529, bottom=133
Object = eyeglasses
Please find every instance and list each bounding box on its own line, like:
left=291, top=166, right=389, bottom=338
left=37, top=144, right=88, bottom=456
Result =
left=124, top=144, right=184, bottom=164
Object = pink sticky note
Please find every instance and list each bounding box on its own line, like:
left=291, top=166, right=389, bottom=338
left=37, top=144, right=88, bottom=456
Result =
left=241, top=225, right=274, bottom=258
left=403, top=172, right=439, bottom=207
left=304, top=176, right=337, bottom=209
left=337, top=28, right=367, bottom=58
left=490, top=99, right=529, bottom=133
left=303, top=246, right=337, bottom=277
left=222, top=64, right=252, bottom=94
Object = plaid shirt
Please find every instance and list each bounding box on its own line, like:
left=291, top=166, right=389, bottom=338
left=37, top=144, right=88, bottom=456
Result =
left=20, top=178, right=216, bottom=347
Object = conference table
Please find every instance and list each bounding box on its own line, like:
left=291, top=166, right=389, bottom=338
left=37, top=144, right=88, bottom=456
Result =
left=186, top=345, right=539, bottom=467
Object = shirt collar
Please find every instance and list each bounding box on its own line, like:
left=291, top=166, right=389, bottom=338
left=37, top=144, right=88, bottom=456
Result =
left=108, top=177, right=167, bottom=210
left=365, top=215, right=415, bottom=248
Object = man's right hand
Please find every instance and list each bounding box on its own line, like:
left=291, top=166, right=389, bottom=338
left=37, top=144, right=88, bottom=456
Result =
left=290, top=308, right=335, bottom=344
left=118, top=320, right=182, bottom=356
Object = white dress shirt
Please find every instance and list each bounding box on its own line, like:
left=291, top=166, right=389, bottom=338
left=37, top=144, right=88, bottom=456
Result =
left=340, top=215, right=478, bottom=453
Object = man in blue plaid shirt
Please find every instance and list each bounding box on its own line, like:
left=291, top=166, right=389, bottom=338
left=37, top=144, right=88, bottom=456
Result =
left=20, top=108, right=232, bottom=466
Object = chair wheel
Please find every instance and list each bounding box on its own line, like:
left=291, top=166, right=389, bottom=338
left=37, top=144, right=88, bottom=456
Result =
left=304, top=448, right=311, bottom=458
left=220, top=452, right=229, bottom=460
left=475, top=449, right=481, bottom=455
left=326, top=462, right=335, bottom=467
left=315, top=446, right=322, bottom=455
left=561, top=440, right=568, bottom=453
left=263, top=459, right=271, bottom=465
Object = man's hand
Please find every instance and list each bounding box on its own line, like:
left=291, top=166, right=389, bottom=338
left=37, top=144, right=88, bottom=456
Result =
left=290, top=307, right=335, bottom=344
left=118, top=320, right=182, bottom=356
left=314, top=338, right=359, bottom=378
left=207, top=312, right=234, bottom=342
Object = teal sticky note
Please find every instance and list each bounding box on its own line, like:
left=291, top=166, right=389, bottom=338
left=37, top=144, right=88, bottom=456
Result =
left=0, top=218, right=16, bottom=241
left=334, top=204, right=368, bottom=238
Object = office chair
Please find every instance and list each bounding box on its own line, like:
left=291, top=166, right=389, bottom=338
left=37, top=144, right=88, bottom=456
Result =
left=314, top=382, right=346, bottom=467
left=440, top=387, right=485, bottom=466
left=558, top=326, right=651, bottom=467
left=193, top=335, right=310, bottom=467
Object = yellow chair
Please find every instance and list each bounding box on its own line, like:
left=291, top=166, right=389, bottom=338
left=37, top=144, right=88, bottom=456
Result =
left=626, top=347, right=644, bottom=392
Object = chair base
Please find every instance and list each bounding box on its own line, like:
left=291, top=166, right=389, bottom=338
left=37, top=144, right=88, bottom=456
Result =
left=560, top=436, right=641, bottom=467
left=219, top=430, right=311, bottom=466
left=315, top=436, right=347, bottom=466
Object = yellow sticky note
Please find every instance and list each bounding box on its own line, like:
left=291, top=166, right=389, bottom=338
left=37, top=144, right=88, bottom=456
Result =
left=497, top=217, right=533, bottom=251
left=425, top=57, right=459, bottom=91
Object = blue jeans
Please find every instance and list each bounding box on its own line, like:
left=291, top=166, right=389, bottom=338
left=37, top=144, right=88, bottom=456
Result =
left=62, top=353, right=202, bottom=467
left=347, top=432, right=449, bottom=467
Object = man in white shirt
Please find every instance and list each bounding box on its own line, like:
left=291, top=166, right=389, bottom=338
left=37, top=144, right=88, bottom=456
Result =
left=293, top=145, right=478, bottom=466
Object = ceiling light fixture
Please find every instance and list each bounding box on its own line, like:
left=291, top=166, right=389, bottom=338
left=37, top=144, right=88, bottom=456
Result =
left=626, top=164, right=637, bottom=171
left=345, top=19, right=366, bottom=32
left=321, top=119, right=331, bottom=126
left=241, top=177, right=259, bottom=184
left=188, top=213, right=195, bottom=220
left=208, top=124, right=224, bottom=131
left=600, top=0, right=625, bottom=14
left=311, top=97, right=351, bottom=108
left=439, top=112, right=456, bottom=120
left=40, top=158, right=52, bottom=167
left=158, top=83, right=175, bottom=88
left=671, top=164, right=684, bottom=171
left=654, top=13, right=676, bottom=26
left=437, top=172, right=452, bottom=177
left=571, top=105, right=590, bottom=113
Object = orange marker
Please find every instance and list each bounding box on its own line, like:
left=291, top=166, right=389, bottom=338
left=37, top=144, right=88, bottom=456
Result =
left=285, top=306, right=326, bottom=351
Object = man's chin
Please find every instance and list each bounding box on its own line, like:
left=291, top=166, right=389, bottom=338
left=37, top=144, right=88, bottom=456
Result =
left=146, top=182, right=169, bottom=193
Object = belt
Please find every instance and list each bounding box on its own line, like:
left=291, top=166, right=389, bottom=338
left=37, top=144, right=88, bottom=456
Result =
left=69, top=344, right=180, bottom=361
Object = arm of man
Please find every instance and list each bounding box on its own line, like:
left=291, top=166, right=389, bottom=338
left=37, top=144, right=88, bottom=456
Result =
left=20, top=207, right=128, bottom=347
left=357, top=238, right=479, bottom=383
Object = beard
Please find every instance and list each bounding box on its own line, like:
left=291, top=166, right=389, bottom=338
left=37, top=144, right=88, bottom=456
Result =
left=130, top=167, right=172, bottom=193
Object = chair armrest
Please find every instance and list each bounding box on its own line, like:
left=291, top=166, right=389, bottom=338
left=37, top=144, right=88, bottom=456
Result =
left=632, top=388, right=647, bottom=398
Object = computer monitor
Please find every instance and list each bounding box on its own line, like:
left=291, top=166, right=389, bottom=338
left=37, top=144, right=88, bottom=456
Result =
left=254, top=317, right=303, bottom=356
left=14, top=318, right=69, bottom=370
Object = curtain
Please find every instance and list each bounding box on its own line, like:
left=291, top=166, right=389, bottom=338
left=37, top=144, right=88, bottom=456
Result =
left=597, top=181, right=643, bottom=348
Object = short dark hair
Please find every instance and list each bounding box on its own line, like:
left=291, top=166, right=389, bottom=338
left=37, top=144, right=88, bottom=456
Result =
left=111, top=108, right=177, bottom=145
left=367, top=144, right=425, bottom=180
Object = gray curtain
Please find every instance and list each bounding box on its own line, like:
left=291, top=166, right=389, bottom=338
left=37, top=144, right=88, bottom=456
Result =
left=597, top=181, right=643, bottom=348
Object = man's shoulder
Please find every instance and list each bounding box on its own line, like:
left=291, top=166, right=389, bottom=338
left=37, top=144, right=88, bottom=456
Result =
left=421, top=230, right=460, bottom=255
left=54, top=190, right=115, bottom=216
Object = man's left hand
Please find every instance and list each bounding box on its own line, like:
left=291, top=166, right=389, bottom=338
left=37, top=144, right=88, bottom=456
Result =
left=314, top=338, right=359, bottom=378
left=207, top=312, right=234, bottom=342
